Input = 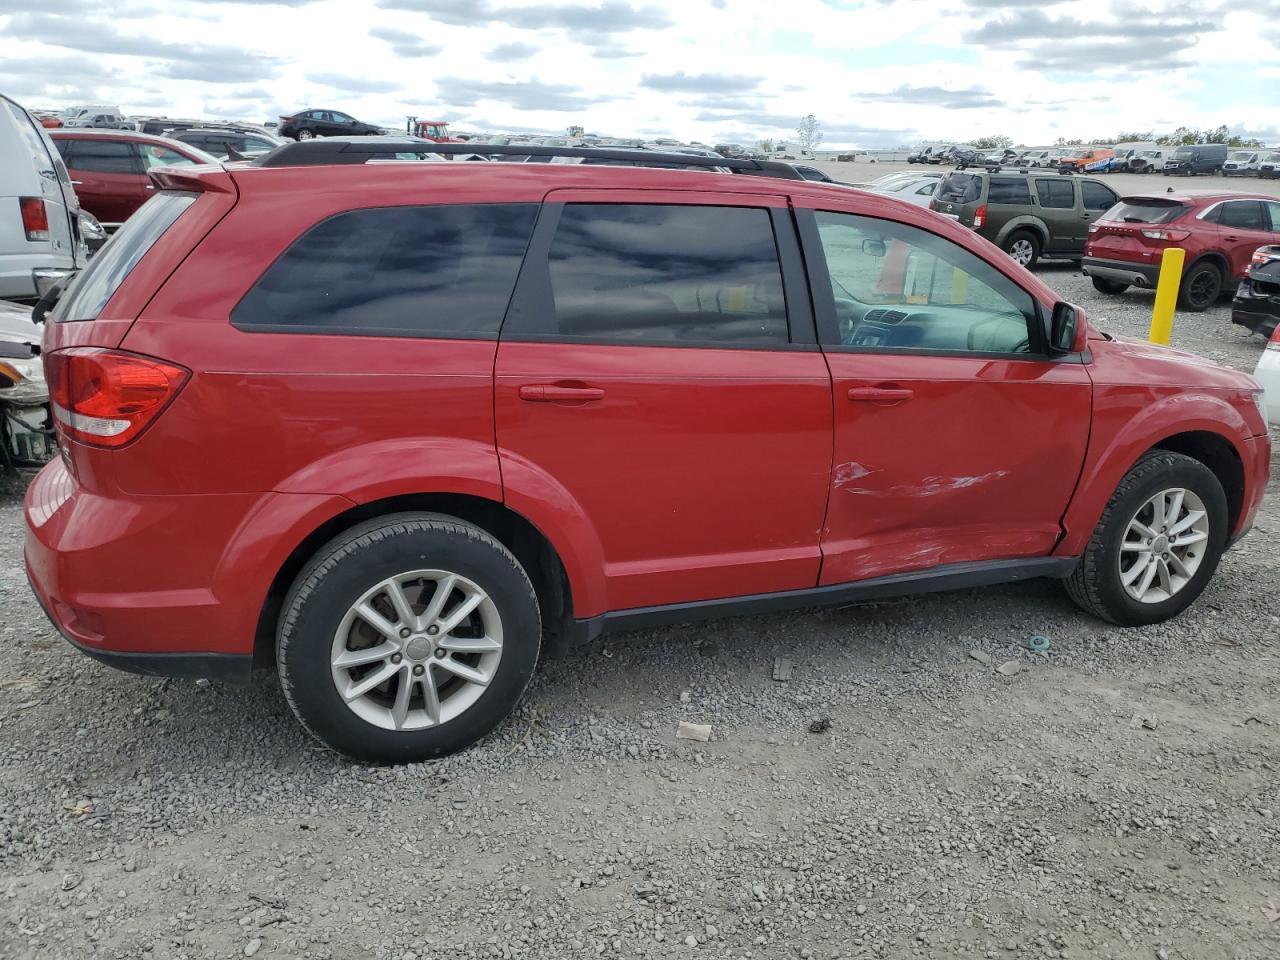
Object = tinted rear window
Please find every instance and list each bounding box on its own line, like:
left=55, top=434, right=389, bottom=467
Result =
left=55, top=192, right=197, bottom=321
left=1102, top=200, right=1189, bottom=224
left=512, top=203, right=788, bottom=346
left=58, top=138, right=138, bottom=174
left=935, top=173, right=982, bottom=204
left=232, top=204, right=537, bottom=338
left=987, top=178, right=1031, bottom=204
left=1036, top=179, right=1075, bottom=209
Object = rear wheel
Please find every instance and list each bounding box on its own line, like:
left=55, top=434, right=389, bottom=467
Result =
left=296, top=128, right=315, bottom=140
left=277, top=513, right=541, bottom=763
left=1091, top=276, right=1129, bottom=295
left=1003, top=230, right=1041, bottom=269
left=1179, top=261, right=1223, bottom=311
left=1065, top=451, right=1227, bottom=626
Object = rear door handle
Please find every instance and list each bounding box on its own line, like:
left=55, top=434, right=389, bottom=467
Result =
left=518, top=384, right=605, bottom=403
left=847, top=386, right=914, bottom=404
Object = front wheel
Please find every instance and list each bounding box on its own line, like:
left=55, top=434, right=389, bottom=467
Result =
left=278, top=513, right=541, bottom=763
left=1064, top=451, right=1227, bottom=626
left=1003, top=229, right=1041, bottom=270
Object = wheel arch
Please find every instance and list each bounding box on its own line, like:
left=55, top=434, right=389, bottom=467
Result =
left=996, top=218, right=1048, bottom=250
left=1151, top=431, right=1245, bottom=534
left=1185, top=250, right=1229, bottom=279
left=251, top=493, right=578, bottom=671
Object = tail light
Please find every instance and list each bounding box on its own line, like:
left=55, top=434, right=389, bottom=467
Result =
left=19, top=197, right=49, bottom=241
left=1253, top=249, right=1275, bottom=268
left=1141, top=229, right=1190, bottom=242
left=973, top=204, right=987, bottom=229
left=1269, top=323, right=1280, bottom=352
left=45, top=348, right=188, bottom=449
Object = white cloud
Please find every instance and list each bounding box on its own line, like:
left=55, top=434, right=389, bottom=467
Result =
left=0, top=0, right=1272, bottom=147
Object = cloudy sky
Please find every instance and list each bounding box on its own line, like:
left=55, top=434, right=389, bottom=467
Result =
left=2, top=0, right=1277, bottom=148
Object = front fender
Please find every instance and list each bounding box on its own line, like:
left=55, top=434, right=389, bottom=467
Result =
left=1055, top=389, right=1253, bottom=556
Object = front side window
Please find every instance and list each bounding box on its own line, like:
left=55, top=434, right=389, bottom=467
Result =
left=141, top=145, right=196, bottom=169
left=62, top=139, right=139, bottom=174
left=1264, top=201, right=1280, bottom=232
left=232, top=204, right=537, bottom=338
left=813, top=211, right=1037, bottom=355
left=1036, top=179, right=1075, bottom=209
left=533, top=204, right=788, bottom=346
left=1080, top=181, right=1118, bottom=211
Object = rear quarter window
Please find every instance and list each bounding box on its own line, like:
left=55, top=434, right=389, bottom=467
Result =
left=987, top=178, right=1032, bottom=204
left=934, top=173, right=983, bottom=204
left=54, top=191, right=197, bottom=321
left=231, top=204, right=537, bottom=338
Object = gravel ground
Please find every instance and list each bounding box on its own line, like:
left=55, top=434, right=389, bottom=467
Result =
left=1, top=269, right=1277, bottom=960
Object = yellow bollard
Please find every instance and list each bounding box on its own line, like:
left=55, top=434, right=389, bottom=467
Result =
left=1148, top=247, right=1186, bottom=345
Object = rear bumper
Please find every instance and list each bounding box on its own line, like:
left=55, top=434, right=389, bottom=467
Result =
left=22, top=457, right=348, bottom=681
left=1231, top=282, right=1280, bottom=338
left=1081, top=257, right=1161, bottom=288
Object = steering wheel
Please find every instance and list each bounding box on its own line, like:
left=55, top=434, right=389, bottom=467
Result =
left=967, top=315, right=1030, bottom=354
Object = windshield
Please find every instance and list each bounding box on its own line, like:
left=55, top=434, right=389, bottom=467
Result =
left=54, top=192, right=197, bottom=322
left=1267, top=154, right=1280, bottom=162
left=934, top=173, right=982, bottom=203
left=1100, top=199, right=1189, bottom=225
left=1140, top=150, right=1160, bottom=157
left=1228, top=151, right=1254, bottom=160
left=1173, top=148, right=1195, bottom=158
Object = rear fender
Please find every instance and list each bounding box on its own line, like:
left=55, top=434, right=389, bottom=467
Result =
left=1055, top=391, right=1252, bottom=556
left=995, top=216, right=1048, bottom=249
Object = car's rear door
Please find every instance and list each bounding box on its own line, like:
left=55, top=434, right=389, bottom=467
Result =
left=60, top=137, right=147, bottom=226
left=1033, top=178, right=1077, bottom=251
left=1217, top=200, right=1279, bottom=280
left=794, top=199, right=1092, bottom=585
left=494, top=190, right=833, bottom=615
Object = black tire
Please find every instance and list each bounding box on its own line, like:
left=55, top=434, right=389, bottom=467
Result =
left=1178, top=260, right=1223, bottom=311
left=278, top=513, right=540, bottom=763
left=1002, top=229, right=1041, bottom=270
left=1091, top=276, right=1129, bottom=295
left=295, top=128, right=315, bottom=141
left=1064, top=451, right=1228, bottom=626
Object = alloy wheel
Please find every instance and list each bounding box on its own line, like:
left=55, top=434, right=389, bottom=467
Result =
left=1009, top=239, right=1034, bottom=266
left=1117, top=488, right=1210, bottom=604
left=1187, top=268, right=1219, bottom=307
left=330, top=570, right=503, bottom=731
left=298, top=129, right=314, bottom=140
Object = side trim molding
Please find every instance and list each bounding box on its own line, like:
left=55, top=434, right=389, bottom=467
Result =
left=568, top=557, right=1078, bottom=646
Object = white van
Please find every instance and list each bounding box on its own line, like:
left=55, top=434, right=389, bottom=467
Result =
left=57, top=104, right=126, bottom=128
left=1, top=94, right=84, bottom=300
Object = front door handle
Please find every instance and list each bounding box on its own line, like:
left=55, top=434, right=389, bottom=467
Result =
left=1224, top=234, right=1239, bottom=241
left=847, top=385, right=914, bottom=404
left=518, top=384, right=605, bottom=403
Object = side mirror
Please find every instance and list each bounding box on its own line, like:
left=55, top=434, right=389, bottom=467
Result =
left=1049, top=301, right=1087, bottom=354
left=862, top=238, right=887, bottom=258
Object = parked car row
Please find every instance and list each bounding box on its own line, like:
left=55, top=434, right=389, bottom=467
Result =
left=910, top=142, right=1280, bottom=178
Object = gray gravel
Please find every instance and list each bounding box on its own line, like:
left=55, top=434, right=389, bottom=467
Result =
left=1, top=269, right=1278, bottom=960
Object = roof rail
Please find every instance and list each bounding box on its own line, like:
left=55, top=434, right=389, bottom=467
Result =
left=256, top=139, right=806, bottom=180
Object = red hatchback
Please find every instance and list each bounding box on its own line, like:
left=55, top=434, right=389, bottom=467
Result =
left=49, top=129, right=217, bottom=228
left=1083, top=191, right=1280, bottom=310
left=24, top=143, right=1271, bottom=762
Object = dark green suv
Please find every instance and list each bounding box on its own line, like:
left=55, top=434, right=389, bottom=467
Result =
left=929, top=170, right=1120, bottom=269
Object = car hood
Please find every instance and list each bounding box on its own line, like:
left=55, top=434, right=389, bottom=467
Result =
left=0, top=300, right=39, bottom=347
left=1091, top=332, right=1259, bottom=389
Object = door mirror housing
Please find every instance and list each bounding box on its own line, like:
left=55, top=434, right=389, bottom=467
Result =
left=861, top=238, right=886, bottom=258
left=1049, top=301, right=1087, bottom=355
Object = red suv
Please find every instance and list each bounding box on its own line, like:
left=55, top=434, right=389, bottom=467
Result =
left=24, top=143, right=1271, bottom=762
left=49, top=129, right=216, bottom=228
left=1083, top=191, right=1280, bottom=310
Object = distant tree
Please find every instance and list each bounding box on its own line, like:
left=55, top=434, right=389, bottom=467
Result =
left=796, top=115, right=823, bottom=154
left=1112, top=130, right=1155, bottom=144
left=971, top=134, right=1013, bottom=150
left=1054, top=136, right=1084, bottom=146
left=759, top=139, right=774, bottom=153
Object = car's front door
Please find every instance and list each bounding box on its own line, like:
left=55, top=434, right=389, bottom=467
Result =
left=1034, top=177, right=1077, bottom=251
left=494, top=191, right=834, bottom=614
left=794, top=203, right=1093, bottom=585
left=1215, top=200, right=1280, bottom=280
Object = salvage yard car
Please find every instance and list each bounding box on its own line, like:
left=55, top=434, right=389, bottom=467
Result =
left=1163, top=144, right=1228, bottom=176
left=930, top=169, right=1119, bottom=268
left=1082, top=191, right=1280, bottom=309
left=24, top=142, right=1271, bottom=763
left=1232, top=245, right=1280, bottom=339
